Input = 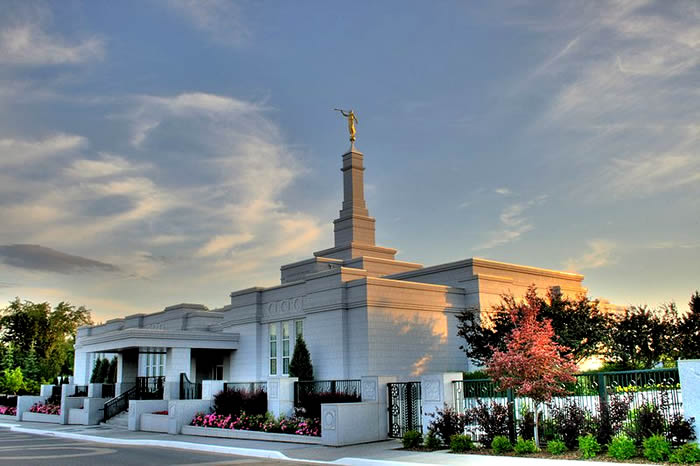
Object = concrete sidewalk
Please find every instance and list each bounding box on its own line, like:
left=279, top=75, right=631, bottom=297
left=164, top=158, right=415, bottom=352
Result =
left=0, top=420, right=653, bottom=466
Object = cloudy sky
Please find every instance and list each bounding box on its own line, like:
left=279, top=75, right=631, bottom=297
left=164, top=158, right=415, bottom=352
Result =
left=0, top=0, right=698, bottom=322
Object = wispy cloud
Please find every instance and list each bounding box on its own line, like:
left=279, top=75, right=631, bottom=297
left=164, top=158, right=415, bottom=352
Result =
left=0, top=134, right=86, bottom=168
left=0, top=17, right=103, bottom=65
left=564, top=240, right=616, bottom=272
left=494, top=187, right=511, bottom=196
left=0, top=244, right=119, bottom=274
left=476, top=195, right=546, bottom=250
left=162, top=0, right=250, bottom=46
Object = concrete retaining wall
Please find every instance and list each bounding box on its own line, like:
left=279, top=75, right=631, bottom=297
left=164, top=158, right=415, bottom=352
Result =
left=140, top=413, right=169, bottom=433
left=167, top=399, right=212, bottom=434
left=22, top=412, right=61, bottom=423
left=181, top=425, right=324, bottom=444
left=128, top=400, right=168, bottom=431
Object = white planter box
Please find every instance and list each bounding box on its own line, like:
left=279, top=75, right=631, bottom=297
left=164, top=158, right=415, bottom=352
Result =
left=22, top=412, right=61, bottom=423
left=0, top=413, right=17, bottom=421
left=181, top=425, right=324, bottom=444
left=140, top=413, right=169, bottom=433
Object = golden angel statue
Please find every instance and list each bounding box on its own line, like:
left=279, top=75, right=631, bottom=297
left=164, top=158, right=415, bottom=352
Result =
left=334, top=108, right=358, bottom=142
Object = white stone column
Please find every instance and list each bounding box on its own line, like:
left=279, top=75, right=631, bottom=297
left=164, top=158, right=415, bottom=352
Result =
left=88, top=383, right=102, bottom=398
left=116, top=349, right=138, bottom=396
left=201, top=380, right=225, bottom=400
left=39, top=384, right=55, bottom=398
left=361, top=375, right=397, bottom=438
left=165, top=347, right=191, bottom=400
left=678, top=359, right=700, bottom=441
left=267, top=376, right=297, bottom=418
left=420, top=372, right=463, bottom=434
left=72, top=349, right=91, bottom=385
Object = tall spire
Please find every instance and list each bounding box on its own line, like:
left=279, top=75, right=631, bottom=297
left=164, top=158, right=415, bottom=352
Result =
left=333, top=144, right=376, bottom=247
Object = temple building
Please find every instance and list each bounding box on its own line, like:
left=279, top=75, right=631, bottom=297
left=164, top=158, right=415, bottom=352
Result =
left=73, top=143, right=586, bottom=397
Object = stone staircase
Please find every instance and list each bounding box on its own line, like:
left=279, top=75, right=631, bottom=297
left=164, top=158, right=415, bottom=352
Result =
left=102, top=410, right=128, bottom=429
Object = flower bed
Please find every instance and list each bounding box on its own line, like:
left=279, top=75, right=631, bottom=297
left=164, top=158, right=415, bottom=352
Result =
left=152, top=410, right=168, bottom=415
left=29, top=402, right=61, bottom=415
left=0, top=405, right=17, bottom=416
left=190, top=412, right=320, bottom=437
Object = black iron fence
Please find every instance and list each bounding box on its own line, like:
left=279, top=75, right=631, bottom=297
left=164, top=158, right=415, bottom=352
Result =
left=179, top=373, right=201, bottom=400
left=49, top=385, right=62, bottom=403
left=136, top=376, right=165, bottom=400
left=294, top=379, right=361, bottom=419
left=0, top=394, right=17, bottom=408
left=102, top=383, right=115, bottom=399
left=73, top=385, right=88, bottom=397
left=452, top=368, right=682, bottom=445
left=224, top=382, right=267, bottom=393
left=387, top=382, right=422, bottom=438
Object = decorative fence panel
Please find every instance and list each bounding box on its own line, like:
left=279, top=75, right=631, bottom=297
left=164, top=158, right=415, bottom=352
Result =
left=136, top=376, right=165, bottom=400
left=453, top=368, right=682, bottom=445
left=387, top=382, right=422, bottom=438
left=224, top=382, right=267, bottom=393
left=73, top=385, right=88, bottom=397
left=294, top=379, right=361, bottom=419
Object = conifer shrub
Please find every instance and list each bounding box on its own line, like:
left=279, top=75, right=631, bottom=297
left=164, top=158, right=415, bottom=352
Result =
left=288, top=336, right=313, bottom=381
left=546, top=439, right=567, bottom=455
left=607, top=434, right=637, bottom=460
left=424, top=431, right=442, bottom=450
left=402, top=430, right=422, bottom=449
left=578, top=433, right=601, bottom=459
left=669, top=443, right=700, bottom=464
left=643, top=434, right=671, bottom=462
left=449, top=434, right=474, bottom=452
left=491, top=435, right=513, bottom=454
left=514, top=436, right=538, bottom=454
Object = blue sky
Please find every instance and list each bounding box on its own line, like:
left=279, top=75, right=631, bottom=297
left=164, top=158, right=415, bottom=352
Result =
left=0, top=0, right=698, bottom=321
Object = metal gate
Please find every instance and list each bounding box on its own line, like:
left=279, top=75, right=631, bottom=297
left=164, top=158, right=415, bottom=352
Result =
left=387, top=382, right=422, bottom=438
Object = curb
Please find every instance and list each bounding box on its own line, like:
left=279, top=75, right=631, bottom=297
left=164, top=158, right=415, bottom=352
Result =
left=2, top=424, right=438, bottom=466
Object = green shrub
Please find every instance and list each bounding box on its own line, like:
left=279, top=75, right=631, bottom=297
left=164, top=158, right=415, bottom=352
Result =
left=643, top=434, right=671, bottom=462
left=514, top=436, right=538, bottom=454
left=547, top=439, right=567, bottom=455
left=578, top=434, right=601, bottom=459
left=607, top=434, right=637, bottom=460
left=424, top=431, right=442, bottom=450
left=450, top=434, right=473, bottom=453
left=491, top=435, right=513, bottom=454
left=669, top=443, right=700, bottom=464
left=402, top=430, right=423, bottom=449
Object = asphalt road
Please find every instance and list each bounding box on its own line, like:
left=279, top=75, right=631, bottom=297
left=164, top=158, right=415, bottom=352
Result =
left=0, top=426, right=319, bottom=466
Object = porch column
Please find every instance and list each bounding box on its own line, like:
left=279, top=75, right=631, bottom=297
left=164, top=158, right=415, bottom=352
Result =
left=116, top=349, right=138, bottom=396
left=72, top=349, right=91, bottom=385
left=165, top=347, right=191, bottom=400
left=420, top=372, right=463, bottom=434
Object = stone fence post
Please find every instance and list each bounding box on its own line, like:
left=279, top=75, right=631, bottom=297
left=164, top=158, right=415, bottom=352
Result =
left=678, top=359, right=700, bottom=442
left=267, top=376, right=297, bottom=418
left=420, top=372, right=463, bottom=434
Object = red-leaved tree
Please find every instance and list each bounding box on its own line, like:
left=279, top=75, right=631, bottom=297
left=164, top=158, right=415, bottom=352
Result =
left=486, top=292, right=578, bottom=446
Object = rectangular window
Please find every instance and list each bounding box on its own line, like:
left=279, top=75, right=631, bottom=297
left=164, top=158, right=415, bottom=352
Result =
left=269, top=323, right=277, bottom=375
left=295, top=320, right=304, bottom=339
left=282, top=322, right=290, bottom=375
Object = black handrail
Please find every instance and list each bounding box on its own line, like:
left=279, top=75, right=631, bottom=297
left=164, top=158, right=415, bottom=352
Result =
left=179, top=373, right=201, bottom=400
left=104, top=385, right=136, bottom=421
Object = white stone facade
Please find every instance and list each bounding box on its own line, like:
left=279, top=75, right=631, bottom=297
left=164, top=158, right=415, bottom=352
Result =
left=72, top=144, right=586, bottom=392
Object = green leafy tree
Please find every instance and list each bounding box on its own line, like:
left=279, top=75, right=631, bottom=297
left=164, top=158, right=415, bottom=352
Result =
left=289, top=335, right=314, bottom=380
left=22, top=345, right=41, bottom=382
left=0, top=344, right=14, bottom=373
left=604, top=304, right=678, bottom=369
left=678, top=291, right=700, bottom=359
left=1, top=367, right=25, bottom=394
left=457, top=286, right=609, bottom=366
left=0, top=299, right=92, bottom=384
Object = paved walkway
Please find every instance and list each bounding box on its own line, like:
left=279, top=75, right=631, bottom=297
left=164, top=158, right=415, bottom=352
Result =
left=0, top=420, right=653, bottom=465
